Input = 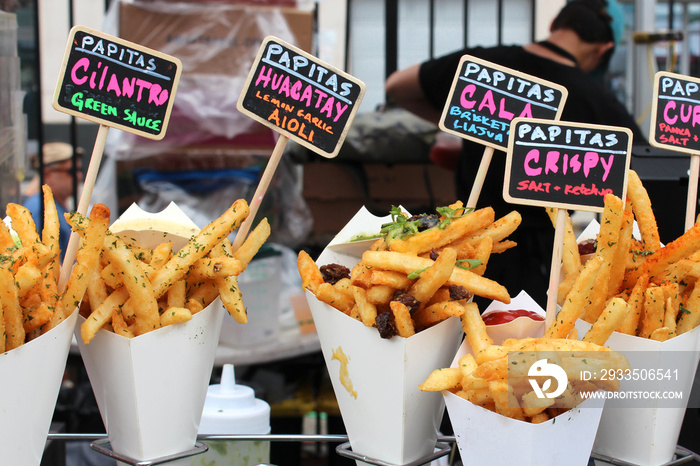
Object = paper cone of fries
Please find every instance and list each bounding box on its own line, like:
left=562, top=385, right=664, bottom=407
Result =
left=307, top=207, right=463, bottom=465
left=76, top=203, right=226, bottom=464
left=576, top=320, right=700, bottom=466
left=571, top=218, right=700, bottom=465
left=445, top=292, right=606, bottom=466
left=0, top=309, right=78, bottom=465
left=445, top=388, right=603, bottom=466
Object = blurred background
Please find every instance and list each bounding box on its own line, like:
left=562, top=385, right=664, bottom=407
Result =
left=4, top=0, right=700, bottom=464
left=5, top=0, right=700, bottom=246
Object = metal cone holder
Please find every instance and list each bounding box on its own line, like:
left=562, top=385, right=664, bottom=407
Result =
left=38, top=433, right=700, bottom=465
left=89, top=439, right=209, bottom=466
left=335, top=441, right=452, bottom=466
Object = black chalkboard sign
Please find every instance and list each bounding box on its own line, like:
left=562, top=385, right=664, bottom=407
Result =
left=52, top=26, right=181, bottom=140
left=504, top=118, right=632, bottom=212
left=650, top=71, right=700, bottom=155
left=439, top=55, right=568, bottom=151
left=237, top=36, right=366, bottom=158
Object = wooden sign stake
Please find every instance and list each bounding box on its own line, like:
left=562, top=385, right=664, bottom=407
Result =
left=466, top=146, right=494, bottom=208
left=58, top=124, right=110, bottom=291
left=546, top=208, right=566, bottom=329
left=686, top=155, right=699, bottom=230
left=232, top=136, right=289, bottom=251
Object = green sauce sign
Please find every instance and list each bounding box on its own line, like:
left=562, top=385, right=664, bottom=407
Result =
left=53, top=26, right=181, bottom=140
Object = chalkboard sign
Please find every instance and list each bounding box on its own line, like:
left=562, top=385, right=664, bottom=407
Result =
left=649, top=71, right=700, bottom=154
left=52, top=26, right=181, bottom=140
left=237, top=36, right=366, bottom=158
left=504, top=118, right=632, bottom=212
left=439, top=55, right=568, bottom=151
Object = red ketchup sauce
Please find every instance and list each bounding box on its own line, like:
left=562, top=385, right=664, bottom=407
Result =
left=482, top=309, right=545, bottom=325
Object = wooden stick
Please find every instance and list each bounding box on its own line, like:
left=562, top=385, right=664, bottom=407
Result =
left=686, top=154, right=699, bottom=231
left=231, top=135, right=289, bottom=251
left=466, top=146, right=494, bottom=208
left=545, top=208, right=566, bottom=330
left=58, top=124, right=110, bottom=291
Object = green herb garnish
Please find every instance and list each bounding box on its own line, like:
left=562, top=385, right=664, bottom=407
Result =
left=456, top=258, right=482, bottom=270
left=379, top=204, right=473, bottom=244
left=436, top=205, right=472, bottom=228
left=407, top=267, right=429, bottom=279
left=379, top=206, right=418, bottom=243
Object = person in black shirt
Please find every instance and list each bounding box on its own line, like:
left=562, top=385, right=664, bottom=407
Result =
left=385, top=0, right=646, bottom=307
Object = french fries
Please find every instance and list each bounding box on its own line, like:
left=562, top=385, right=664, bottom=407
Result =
left=0, top=192, right=270, bottom=351
left=298, top=202, right=518, bottom=338
left=58, top=203, right=111, bottom=327
left=420, top=298, right=630, bottom=424
left=0, top=187, right=110, bottom=351
left=554, top=169, right=700, bottom=341
left=74, top=199, right=270, bottom=344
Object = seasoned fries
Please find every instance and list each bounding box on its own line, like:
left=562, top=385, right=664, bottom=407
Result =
left=0, top=187, right=108, bottom=351
left=58, top=204, right=111, bottom=328
left=414, top=174, right=688, bottom=424
left=0, top=262, right=24, bottom=351
left=0, top=192, right=270, bottom=351
left=554, top=169, right=700, bottom=341
left=74, top=199, right=269, bottom=344
left=298, top=202, right=519, bottom=339
left=420, top=298, right=630, bottom=424
left=0, top=193, right=270, bottom=351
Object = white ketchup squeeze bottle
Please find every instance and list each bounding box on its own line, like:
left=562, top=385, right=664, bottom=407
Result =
left=196, top=364, right=271, bottom=465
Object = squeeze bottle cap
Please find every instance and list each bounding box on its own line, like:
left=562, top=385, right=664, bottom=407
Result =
left=198, top=364, right=271, bottom=435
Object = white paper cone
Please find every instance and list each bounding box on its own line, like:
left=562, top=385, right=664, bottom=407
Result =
left=446, top=297, right=605, bottom=466
left=77, top=299, right=224, bottom=462
left=308, top=206, right=463, bottom=465
left=309, top=292, right=462, bottom=465
left=0, top=309, right=78, bottom=465
left=576, top=319, right=700, bottom=466
left=76, top=201, right=226, bottom=462
left=572, top=219, right=700, bottom=465
left=445, top=391, right=603, bottom=466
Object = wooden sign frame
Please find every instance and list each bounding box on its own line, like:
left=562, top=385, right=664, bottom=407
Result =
left=231, top=35, right=365, bottom=249
left=649, top=70, right=700, bottom=231
left=237, top=35, right=366, bottom=158
left=438, top=55, right=568, bottom=152
left=503, top=117, right=633, bottom=213
left=52, top=26, right=181, bottom=140
left=649, top=71, right=700, bottom=155
left=52, top=25, right=182, bottom=289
